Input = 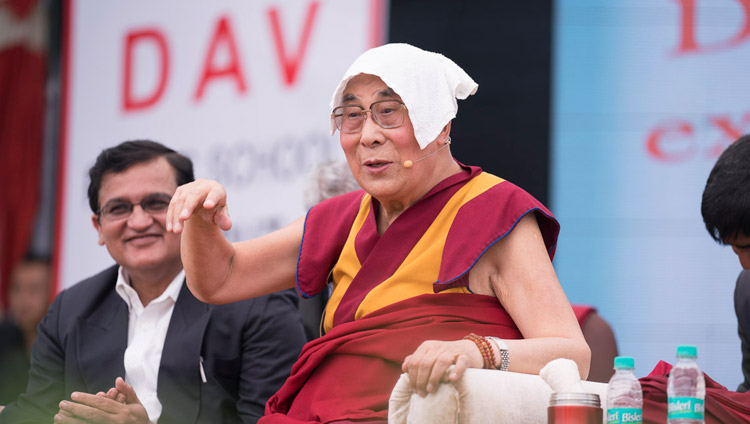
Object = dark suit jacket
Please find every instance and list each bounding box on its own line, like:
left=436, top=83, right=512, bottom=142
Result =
left=737, top=270, right=750, bottom=393
left=0, top=265, right=306, bottom=423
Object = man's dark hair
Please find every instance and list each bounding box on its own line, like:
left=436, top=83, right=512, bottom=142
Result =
left=88, top=140, right=194, bottom=214
left=701, top=134, right=750, bottom=243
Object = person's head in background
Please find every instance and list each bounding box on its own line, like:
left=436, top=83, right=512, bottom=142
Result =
left=303, top=160, right=361, bottom=210
left=702, top=134, right=750, bottom=269
left=8, top=254, right=51, bottom=353
left=88, top=140, right=194, bottom=289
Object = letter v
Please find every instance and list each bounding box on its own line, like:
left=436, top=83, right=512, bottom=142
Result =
left=268, top=1, right=320, bottom=87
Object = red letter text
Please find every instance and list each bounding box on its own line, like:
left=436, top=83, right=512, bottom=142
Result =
left=268, top=1, right=320, bottom=87
left=194, top=15, right=248, bottom=101
left=674, top=0, right=750, bottom=54
left=122, top=28, right=169, bottom=111
left=646, top=120, right=696, bottom=162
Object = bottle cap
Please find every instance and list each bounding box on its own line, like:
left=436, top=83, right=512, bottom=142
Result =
left=676, top=345, right=697, bottom=358
left=613, top=356, right=634, bottom=369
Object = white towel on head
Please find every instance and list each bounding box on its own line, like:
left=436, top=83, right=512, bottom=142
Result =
left=329, top=43, right=478, bottom=149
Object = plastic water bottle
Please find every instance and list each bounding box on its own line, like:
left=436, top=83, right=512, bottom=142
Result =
left=667, top=345, right=705, bottom=424
left=606, top=356, right=643, bottom=424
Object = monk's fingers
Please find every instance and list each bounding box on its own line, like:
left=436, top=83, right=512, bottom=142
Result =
left=169, top=180, right=229, bottom=233
left=175, top=186, right=205, bottom=225
left=167, top=180, right=208, bottom=232
left=448, top=356, right=469, bottom=382
left=401, top=354, right=413, bottom=373
left=411, top=346, right=441, bottom=397
left=425, top=352, right=458, bottom=393
left=404, top=349, right=427, bottom=396
left=200, top=182, right=227, bottom=210
left=406, top=339, right=487, bottom=396
left=213, top=205, right=233, bottom=231
left=167, top=185, right=186, bottom=232
left=405, top=340, right=445, bottom=394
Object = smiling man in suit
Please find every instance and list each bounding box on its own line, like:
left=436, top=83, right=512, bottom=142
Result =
left=0, top=140, right=306, bottom=424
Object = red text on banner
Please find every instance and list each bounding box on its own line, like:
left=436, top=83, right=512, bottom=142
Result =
left=646, top=112, right=750, bottom=162
left=123, top=29, right=170, bottom=111
left=673, top=0, right=750, bottom=55
left=268, top=1, right=320, bottom=87
left=194, top=15, right=248, bottom=101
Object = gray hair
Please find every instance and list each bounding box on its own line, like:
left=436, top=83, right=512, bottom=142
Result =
left=304, top=161, right=361, bottom=209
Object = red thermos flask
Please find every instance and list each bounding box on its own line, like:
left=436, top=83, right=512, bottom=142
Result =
left=548, top=392, right=603, bottom=424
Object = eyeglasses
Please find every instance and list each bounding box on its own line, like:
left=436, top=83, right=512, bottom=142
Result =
left=97, top=193, right=172, bottom=221
left=331, top=100, right=407, bottom=134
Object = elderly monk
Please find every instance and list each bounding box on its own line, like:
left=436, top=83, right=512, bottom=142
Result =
left=166, top=43, right=590, bottom=423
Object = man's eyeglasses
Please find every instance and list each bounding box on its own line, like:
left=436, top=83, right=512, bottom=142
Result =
left=97, top=193, right=172, bottom=221
left=331, top=100, right=407, bottom=134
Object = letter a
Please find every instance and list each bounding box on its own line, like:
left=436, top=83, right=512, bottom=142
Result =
left=268, top=1, right=320, bottom=86
left=122, top=29, right=169, bottom=111
left=194, top=15, right=248, bottom=101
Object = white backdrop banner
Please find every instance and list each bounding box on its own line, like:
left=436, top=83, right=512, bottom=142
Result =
left=56, top=0, right=387, bottom=290
left=553, top=0, right=750, bottom=388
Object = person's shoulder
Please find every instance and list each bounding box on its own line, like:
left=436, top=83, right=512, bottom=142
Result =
left=738, top=270, right=750, bottom=285
left=52, top=265, right=119, bottom=308
left=65, top=265, right=119, bottom=291
left=736, top=270, right=750, bottom=320
left=737, top=270, right=750, bottom=299
left=476, top=172, right=531, bottom=196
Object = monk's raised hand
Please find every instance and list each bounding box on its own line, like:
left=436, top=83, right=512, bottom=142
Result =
left=167, top=179, right=232, bottom=233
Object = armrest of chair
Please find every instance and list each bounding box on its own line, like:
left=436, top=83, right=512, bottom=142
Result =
left=389, top=369, right=608, bottom=424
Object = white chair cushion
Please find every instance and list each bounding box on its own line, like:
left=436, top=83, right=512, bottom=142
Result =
left=388, top=369, right=608, bottom=424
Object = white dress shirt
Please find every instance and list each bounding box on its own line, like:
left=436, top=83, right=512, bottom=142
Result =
left=115, top=267, right=184, bottom=423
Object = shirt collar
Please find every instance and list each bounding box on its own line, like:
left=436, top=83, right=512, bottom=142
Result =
left=115, top=266, right=184, bottom=312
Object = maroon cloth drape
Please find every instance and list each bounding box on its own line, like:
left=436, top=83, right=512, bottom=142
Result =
left=0, top=0, right=47, bottom=311
left=641, top=360, right=750, bottom=423
left=261, top=293, right=522, bottom=424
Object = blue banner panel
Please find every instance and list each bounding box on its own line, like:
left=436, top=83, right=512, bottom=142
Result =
left=553, top=0, right=750, bottom=388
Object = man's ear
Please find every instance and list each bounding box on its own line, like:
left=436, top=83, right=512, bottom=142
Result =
left=438, top=121, right=452, bottom=144
left=91, top=214, right=105, bottom=246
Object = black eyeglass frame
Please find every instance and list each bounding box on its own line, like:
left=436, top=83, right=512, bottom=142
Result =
left=331, top=99, right=408, bottom=134
left=96, top=193, right=173, bottom=221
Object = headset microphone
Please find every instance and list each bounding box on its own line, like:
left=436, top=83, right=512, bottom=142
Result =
left=403, top=137, right=451, bottom=168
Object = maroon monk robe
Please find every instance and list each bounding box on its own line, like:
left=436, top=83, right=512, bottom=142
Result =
left=261, top=293, right=522, bottom=424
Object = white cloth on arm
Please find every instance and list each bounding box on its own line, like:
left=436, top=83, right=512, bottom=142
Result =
left=539, top=358, right=586, bottom=393
left=329, top=43, right=478, bottom=149
left=115, top=268, right=184, bottom=423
